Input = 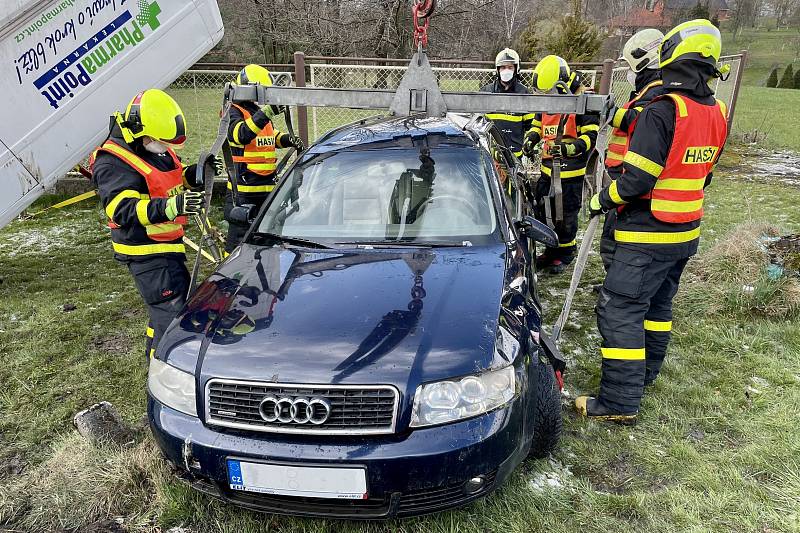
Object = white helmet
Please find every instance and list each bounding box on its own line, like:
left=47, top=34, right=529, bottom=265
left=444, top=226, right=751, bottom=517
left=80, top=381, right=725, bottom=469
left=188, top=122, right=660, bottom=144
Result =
left=495, top=48, right=520, bottom=71
left=621, top=28, right=664, bottom=72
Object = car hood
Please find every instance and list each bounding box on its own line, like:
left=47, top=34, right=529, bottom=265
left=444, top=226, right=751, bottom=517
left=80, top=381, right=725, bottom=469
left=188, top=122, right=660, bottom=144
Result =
left=187, top=242, right=509, bottom=390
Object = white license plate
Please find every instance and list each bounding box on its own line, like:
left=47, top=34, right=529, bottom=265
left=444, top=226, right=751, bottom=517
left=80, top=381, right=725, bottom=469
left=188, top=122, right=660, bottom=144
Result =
left=227, top=459, right=368, bottom=500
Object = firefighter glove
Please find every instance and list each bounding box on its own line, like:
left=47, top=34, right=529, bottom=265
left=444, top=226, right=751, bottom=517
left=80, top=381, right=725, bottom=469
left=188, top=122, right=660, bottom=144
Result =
left=280, top=133, right=305, bottom=152
left=588, top=192, right=606, bottom=217
left=522, top=132, right=541, bottom=158
left=260, top=104, right=282, bottom=119
left=184, top=154, right=223, bottom=189
left=166, top=190, right=205, bottom=219
left=548, top=141, right=579, bottom=158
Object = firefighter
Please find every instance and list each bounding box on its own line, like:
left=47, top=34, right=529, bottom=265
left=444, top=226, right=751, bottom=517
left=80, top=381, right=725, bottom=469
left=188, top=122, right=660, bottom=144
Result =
left=224, top=64, right=304, bottom=252
left=480, top=48, right=534, bottom=158
left=521, top=55, right=599, bottom=273
left=601, top=28, right=668, bottom=270
left=577, top=19, right=729, bottom=423
left=93, top=89, right=206, bottom=360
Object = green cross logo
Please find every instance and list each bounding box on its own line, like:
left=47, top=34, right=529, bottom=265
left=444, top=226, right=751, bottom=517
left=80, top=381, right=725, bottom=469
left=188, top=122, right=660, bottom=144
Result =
left=136, top=0, right=162, bottom=31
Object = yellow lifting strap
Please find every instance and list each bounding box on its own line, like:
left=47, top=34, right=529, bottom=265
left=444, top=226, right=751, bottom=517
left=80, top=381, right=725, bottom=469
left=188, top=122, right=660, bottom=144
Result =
left=27, top=190, right=97, bottom=217
left=182, top=235, right=216, bottom=263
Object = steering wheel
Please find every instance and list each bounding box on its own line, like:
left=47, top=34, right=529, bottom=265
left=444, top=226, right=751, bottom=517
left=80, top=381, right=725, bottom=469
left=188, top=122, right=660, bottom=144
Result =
left=417, top=195, right=480, bottom=223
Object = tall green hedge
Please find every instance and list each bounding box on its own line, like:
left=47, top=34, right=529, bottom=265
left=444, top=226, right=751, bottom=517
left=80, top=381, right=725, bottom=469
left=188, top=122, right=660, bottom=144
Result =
left=767, top=67, right=779, bottom=87
left=778, top=64, right=795, bottom=88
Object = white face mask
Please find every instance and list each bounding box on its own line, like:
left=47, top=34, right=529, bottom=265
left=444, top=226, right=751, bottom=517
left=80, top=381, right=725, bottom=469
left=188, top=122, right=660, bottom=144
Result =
left=144, top=140, right=168, bottom=154
left=626, top=69, right=638, bottom=87
left=499, top=69, right=515, bottom=83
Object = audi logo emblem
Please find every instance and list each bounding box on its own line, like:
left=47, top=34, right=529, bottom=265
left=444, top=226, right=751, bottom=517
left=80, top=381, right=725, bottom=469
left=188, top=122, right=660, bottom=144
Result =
left=258, top=396, right=332, bottom=425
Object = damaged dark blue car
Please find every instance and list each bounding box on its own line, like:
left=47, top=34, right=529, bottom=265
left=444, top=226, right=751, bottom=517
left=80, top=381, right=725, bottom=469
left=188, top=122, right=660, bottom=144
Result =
left=148, top=114, right=565, bottom=519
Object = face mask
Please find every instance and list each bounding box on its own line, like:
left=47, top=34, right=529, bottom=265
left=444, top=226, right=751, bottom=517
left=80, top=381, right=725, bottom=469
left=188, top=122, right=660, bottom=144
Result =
left=144, top=140, right=168, bottom=154
left=499, top=69, right=514, bottom=83
left=626, top=69, right=637, bottom=87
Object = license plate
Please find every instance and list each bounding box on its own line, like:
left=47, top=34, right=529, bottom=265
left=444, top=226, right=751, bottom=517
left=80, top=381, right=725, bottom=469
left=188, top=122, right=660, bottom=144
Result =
left=227, top=459, right=368, bottom=500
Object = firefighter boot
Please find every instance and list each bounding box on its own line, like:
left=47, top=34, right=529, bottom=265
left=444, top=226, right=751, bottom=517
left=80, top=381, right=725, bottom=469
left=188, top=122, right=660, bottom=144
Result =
left=575, top=396, right=638, bottom=425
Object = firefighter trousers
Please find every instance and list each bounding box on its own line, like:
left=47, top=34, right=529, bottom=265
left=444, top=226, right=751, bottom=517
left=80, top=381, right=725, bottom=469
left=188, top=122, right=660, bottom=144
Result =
left=595, top=245, right=688, bottom=412
left=533, top=174, right=583, bottom=262
left=127, top=256, right=190, bottom=360
left=599, top=209, right=617, bottom=271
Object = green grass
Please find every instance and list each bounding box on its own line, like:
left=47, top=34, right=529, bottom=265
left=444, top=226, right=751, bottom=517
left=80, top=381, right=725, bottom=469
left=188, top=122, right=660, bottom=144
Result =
left=1, top=143, right=800, bottom=531
left=722, top=27, right=800, bottom=87
left=731, top=86, right=800, bottom=150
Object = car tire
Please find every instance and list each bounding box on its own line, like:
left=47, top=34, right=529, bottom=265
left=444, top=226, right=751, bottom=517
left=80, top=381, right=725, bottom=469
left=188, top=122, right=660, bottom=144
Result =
left=528, top=360, right=562, bottom=458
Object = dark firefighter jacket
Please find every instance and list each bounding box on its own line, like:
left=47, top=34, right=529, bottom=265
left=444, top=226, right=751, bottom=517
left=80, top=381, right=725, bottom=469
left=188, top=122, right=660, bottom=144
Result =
left=606, top=69, right=668, bottom=176
left=526, top=105, right=600, bottom=180
left=597, top=91, right=727, bottom=260
left=227, top=101, right=293, bottom=202
left=479, top=77, right=534, bottom=156
left=93, top=130, right=189, bottom=262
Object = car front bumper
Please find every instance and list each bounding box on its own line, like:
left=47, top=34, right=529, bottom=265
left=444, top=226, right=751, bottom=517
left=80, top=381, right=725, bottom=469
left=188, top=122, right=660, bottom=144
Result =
left=148, top=395, right=528, bottom=518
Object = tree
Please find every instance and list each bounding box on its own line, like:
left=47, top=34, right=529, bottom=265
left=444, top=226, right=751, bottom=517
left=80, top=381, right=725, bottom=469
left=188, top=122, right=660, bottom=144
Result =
left=779, top=64, right=795, bottom=88
left=773, top=0, right=799, bottom=28
left=516, top=17, right=543, bottom=60
left=545, top=0, right=604, bottom=62
left=730, top=0, right=757, bottom=39
left=793, top=66, right=800, bottom=89
left=688, top=2, right=711, bottom=19
left=767, top=67, right=779, bottom=87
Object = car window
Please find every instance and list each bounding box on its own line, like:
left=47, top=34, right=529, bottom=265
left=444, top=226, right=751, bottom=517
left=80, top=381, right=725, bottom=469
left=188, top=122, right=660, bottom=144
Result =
left=258, top=147, right=498, bottom=243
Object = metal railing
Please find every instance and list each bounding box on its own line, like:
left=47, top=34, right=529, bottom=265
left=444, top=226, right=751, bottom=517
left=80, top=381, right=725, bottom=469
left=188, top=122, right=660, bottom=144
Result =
left=164, top=51, right=746, bottom=162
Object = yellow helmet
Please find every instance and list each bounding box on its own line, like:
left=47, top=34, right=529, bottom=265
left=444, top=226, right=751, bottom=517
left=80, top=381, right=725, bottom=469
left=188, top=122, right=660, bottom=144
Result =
left=118, top=89, right=186, bottom=147
left=235, top=64, right=272, bottom=86
left=532, top=55, right=577, bottom=94
left=659, top=19, right=721, bottom=69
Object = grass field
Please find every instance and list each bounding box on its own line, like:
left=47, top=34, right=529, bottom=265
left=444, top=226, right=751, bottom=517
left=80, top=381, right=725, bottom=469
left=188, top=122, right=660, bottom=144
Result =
left=1, top=141, right=799, bottom=532
left=723, top=27, right=800, bottom=87
left=731, top=86, right=800, bottom=150
left=2, top=53, right=800, bottom=532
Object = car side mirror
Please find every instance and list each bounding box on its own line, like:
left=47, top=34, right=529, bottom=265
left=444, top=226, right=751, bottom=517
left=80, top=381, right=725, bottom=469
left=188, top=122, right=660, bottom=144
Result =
left=514, top=216, right=558, bottom=247
left=228, top=204, right=257, bottom=225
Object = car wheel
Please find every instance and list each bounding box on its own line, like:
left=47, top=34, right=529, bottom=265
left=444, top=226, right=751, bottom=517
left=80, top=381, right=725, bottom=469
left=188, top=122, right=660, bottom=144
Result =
left=528, top=360, right=562, bottom=458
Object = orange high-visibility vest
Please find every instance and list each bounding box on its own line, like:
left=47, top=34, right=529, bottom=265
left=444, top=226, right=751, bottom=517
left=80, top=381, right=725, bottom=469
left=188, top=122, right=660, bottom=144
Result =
left=540, top=113, right=578, bottom=159
left=231, top=103, right=278, bottom=176
left=606, top=80, right=663, bottom=169
left=644, top=94, right=728, bottom=223
left=91, top=140, right=187, bottom=241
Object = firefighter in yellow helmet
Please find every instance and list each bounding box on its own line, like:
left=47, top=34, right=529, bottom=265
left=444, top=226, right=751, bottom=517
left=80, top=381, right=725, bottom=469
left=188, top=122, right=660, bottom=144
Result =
left=521, top=55, right=600, bottom=274
left=480, top=48, right=534, bottom=158
left=600, top=28, right=668, bottom=270
left=577, top=20, right=729, bottom=424
left=92, top=89, right=208, bottom=360
left=224, top=64, right=304, bottom=252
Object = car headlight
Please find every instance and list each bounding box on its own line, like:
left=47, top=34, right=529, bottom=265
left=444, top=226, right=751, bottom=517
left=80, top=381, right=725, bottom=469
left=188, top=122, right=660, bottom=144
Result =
left=148, top=358, right=197, bottom=417
left=410, top=366, right=517, bottom=428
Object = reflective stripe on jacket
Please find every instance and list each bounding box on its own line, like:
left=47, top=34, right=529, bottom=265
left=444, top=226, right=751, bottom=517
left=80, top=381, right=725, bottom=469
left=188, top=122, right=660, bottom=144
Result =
left=92, top=140, right=187, bottom=244
left=606, top=80, right=664, bottom=169
left=642, top=94, right=728, bottom=223
left=231, top=103, right=278, bottom=180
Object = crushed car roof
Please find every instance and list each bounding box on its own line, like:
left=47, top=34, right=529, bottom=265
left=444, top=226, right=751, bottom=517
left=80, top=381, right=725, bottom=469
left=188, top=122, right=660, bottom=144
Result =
left=306, top=114, right=476, bottom=155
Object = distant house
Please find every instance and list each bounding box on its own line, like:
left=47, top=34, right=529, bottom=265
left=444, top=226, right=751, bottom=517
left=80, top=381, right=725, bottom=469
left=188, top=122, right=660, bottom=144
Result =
left=605, top=0, right=730, bottom=36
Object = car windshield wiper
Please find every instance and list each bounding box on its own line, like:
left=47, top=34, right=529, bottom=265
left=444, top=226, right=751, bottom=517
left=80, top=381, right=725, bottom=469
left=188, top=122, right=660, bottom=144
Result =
left=334, top=239, right=469, bottom=248
left=252, top=232, right=332, bottom=249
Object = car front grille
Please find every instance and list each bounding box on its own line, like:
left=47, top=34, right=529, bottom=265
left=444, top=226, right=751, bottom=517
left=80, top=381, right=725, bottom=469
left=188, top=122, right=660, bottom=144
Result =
left=205, top=379, right=399, bottom=435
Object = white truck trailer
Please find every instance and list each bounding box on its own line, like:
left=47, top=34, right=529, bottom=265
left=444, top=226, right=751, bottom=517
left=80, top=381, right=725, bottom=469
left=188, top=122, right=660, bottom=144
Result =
left=0, top=0, right=224, bottom=229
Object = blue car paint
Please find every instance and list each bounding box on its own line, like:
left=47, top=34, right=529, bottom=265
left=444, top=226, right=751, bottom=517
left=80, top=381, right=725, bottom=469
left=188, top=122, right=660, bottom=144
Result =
left=149, top=114, right=552, bottom=518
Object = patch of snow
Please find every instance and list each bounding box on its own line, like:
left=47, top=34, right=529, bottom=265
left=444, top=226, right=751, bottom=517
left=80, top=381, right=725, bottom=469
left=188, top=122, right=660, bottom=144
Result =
left=528, top=457, right=574, bottom=493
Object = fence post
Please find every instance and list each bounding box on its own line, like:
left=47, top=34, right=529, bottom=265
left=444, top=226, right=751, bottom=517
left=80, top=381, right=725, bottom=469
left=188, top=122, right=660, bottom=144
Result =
left=293, top=51, right=309, bottom=146
left=726, top=49, right=748, bottom=132
left=599, top=58, right=614, bottom=95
